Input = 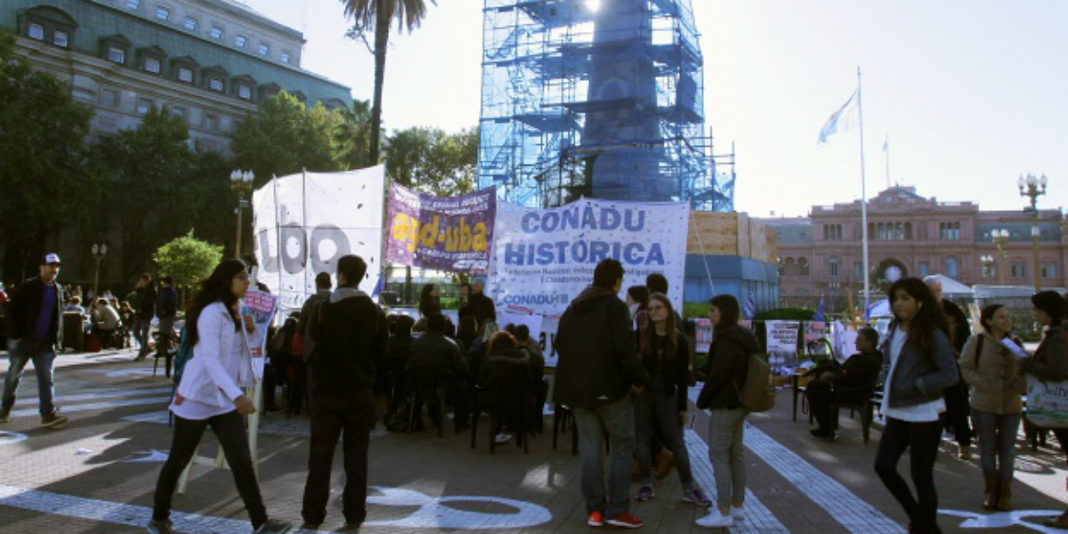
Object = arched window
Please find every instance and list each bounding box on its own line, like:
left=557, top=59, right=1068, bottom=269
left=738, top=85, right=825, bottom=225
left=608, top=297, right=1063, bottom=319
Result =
left=828, top=256, right=839, bottom=278
left=945, top=256, right=959, bottom=278
left=798, top=257, right=810, bottom=276
left=783, top=257, right=796, bottom=276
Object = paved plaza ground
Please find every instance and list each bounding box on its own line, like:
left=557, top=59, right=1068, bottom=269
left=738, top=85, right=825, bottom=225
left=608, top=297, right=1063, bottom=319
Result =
left=2, top=348, right=1068, bottom=533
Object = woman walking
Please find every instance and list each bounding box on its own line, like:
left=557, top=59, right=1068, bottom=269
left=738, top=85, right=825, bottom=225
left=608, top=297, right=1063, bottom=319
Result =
left=632, top=294, right=710, bottom=507
left=695, top=294, right=760, bottom=528
left=873, top=277, right=959, bottom=534
left=1020, top=291, right=1068, bottom=527
left=148, top=259, right=290, bottom=534
left=958, top=304, right=1025, bottom=511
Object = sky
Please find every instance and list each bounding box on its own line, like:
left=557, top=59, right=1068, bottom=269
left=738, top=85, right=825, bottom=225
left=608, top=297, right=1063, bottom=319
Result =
left=245, top=0, right=1068, bottom=217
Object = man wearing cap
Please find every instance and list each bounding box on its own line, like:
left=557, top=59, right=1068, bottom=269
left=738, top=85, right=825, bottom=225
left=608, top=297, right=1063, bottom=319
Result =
left=1, top=253, right=68, bottom=427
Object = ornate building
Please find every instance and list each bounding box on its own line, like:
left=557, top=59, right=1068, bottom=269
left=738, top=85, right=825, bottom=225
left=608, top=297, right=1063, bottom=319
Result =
left=4, top=0, right=351, bottom=153
left=758, top=186, right=1067, bottom=309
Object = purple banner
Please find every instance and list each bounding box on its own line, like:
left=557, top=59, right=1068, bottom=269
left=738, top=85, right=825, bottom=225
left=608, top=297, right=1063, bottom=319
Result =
left=385, top=184, right=496, bottom=273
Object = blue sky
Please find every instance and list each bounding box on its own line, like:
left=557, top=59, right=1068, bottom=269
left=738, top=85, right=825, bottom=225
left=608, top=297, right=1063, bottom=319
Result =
left=246, top=0, right=1067, bottom=217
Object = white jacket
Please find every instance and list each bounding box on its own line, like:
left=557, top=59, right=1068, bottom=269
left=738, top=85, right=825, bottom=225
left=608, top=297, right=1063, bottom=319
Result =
left=176, top=301, right=260, bottom=408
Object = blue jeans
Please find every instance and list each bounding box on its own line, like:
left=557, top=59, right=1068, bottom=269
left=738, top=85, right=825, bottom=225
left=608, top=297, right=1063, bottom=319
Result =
left=573, top=396, right=636, bottom=518
left=133, top=317, right=151, bottom=357
left=2, top=339, right=58, bottom=415
left=971, top=409, right=1021, bottom=481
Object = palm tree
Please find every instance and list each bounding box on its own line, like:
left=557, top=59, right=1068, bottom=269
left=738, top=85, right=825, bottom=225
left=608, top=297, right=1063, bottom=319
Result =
left=339, top=0, right=435, bottom=165
left=334, top=99, right=374, bottom=169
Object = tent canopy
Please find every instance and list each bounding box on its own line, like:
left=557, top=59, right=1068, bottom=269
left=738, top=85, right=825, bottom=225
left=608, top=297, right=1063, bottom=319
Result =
left=927, top=274, right=973, bottom=297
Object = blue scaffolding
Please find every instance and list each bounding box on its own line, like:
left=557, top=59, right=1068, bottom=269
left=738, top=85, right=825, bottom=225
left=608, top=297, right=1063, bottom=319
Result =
left=477, top=0, right=734, bottom=211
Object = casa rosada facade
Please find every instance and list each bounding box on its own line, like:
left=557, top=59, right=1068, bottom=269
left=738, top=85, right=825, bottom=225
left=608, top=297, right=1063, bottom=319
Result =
left=757, top=186, right=1067, bottom=308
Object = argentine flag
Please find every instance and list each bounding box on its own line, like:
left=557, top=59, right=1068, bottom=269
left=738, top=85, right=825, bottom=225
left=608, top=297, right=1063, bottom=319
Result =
left=818, top=91, right=859, bottom=144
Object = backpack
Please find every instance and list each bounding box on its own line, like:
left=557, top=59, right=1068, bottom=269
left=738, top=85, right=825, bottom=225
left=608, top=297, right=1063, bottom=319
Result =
left=734, top=351, right=775, bottom=412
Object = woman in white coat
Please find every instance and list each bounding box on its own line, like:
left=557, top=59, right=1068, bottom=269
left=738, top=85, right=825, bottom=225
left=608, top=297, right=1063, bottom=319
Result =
left=148, top=259, right=290, bottom=534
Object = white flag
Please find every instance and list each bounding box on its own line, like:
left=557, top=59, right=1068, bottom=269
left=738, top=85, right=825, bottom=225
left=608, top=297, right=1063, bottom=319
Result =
left=817, top=91, right=858, bottom=144
left=882, top=137, right=888, bottom=151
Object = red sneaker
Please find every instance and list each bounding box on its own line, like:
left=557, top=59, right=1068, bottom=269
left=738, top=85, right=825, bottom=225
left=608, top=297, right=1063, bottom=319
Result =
left=606, top=512, right=643, bottom=529
left=587, top=511, right=604, bottom=527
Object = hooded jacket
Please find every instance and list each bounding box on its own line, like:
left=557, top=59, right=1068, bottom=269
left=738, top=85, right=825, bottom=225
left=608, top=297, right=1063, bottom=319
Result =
left=553, top=286, right=648, bottom=408
left=308, top=287, right=389, bottom=396
left=697, top=325, right=760, bottom=410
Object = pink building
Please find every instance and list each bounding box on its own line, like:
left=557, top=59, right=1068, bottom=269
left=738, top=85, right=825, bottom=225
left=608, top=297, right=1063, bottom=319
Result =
left=757, top=186, right=1067, bottom=309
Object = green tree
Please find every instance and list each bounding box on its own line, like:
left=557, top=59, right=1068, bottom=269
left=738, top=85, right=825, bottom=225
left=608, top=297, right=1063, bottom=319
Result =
left=230, top=91, right=343, bottom=182
left=384, top=126, right=478, bottom=196
left=340, top=0, right=436, bottom=164
left=93, top=107, right=199, bottom=282
left=0, top=32, right=96, bottom=280
left=334, top=99, right=374, bottom=169
left=153, top=230, right=224, bottom=305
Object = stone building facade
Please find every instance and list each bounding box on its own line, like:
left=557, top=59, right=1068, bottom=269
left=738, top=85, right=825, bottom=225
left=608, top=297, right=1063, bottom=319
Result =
left=4, top=0, right=351, bottom=153
left=757, top=186, right=1067, bottom=309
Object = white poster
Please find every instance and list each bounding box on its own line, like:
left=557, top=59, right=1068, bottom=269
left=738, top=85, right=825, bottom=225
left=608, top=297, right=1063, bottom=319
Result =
left=487, top=198, right=690, bottom=316
left=765, top=320, right=800, bottom=354
left=252, top=166, right=386, bottom=314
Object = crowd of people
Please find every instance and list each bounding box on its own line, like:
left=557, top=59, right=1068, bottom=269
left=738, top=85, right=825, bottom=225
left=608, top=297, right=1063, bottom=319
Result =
left=2, top=250, right=1068, bottom=533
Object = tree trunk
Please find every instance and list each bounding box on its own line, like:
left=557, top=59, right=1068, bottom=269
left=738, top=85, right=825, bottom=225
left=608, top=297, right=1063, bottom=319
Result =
left=368, top=12, right=390, bottom=164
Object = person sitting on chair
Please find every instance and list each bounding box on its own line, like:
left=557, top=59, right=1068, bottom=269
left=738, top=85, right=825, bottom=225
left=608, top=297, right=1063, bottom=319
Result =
left=806, top=327, right=883, bottom=439
left=406, top=313, right=469, bottom=431
left=91, top=298, right=122, bottom=348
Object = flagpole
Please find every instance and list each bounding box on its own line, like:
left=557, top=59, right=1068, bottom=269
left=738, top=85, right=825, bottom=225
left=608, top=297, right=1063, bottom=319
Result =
left=884, top=136, right=891, bottom=188
left=858, top=67, right=870, bottom=317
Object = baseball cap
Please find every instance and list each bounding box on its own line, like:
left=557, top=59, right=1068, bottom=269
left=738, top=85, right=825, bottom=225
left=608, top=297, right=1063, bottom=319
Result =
left=43, top=253, right=62, bottom=265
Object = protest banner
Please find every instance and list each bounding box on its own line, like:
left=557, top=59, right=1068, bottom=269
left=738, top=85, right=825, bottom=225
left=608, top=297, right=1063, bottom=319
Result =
left=488, top=198, right=689, bottom=316
left=252, top=167, right=385, bottom=314
left=765, top=320, right=800, bottom=354
left=241, top=289, right=279, bottom=380
left=384, top=184, right=496, bottom=273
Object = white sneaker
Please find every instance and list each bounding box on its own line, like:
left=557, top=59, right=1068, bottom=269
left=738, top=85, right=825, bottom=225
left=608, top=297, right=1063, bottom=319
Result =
left=695, top=511, right=733, bottom=528
left=494, top=433, right=513, bottom=444
left=731, top=503, right=744, bottom=520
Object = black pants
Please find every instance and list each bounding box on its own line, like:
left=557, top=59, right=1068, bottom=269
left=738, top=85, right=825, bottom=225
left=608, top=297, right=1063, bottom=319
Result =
left=943, top=381, right=972, bottom=447
left=806, top=380, right=835, bottom=432
left=153, top=411, right=267, bottom=528
left=874, top=417, right=943, bottom=534
left=302, top=389, right=375, bottom=526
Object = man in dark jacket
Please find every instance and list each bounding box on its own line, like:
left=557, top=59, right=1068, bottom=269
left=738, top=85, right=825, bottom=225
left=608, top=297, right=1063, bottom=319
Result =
left=155, top=276, right=179, bottom=342
left=132, top=273, right=156, bottom=361
left=461, top=280, right=497, bottom=328
left=407, top=313, right=469, bottom=430
left=925, top=275, right=974, bottom=459
left=554, top=259, right=649, bottom=529
left=301, top=255, right=389, bottom=531
left=805, top=327, right=883, bottom=438
left=1, top=253, right=68, bottom=427
left=298, top=272, right=333, bottom=361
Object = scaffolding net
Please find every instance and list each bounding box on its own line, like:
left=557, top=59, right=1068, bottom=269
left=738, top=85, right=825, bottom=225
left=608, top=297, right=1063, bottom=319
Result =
left=478, top=0, right=734, bottom=211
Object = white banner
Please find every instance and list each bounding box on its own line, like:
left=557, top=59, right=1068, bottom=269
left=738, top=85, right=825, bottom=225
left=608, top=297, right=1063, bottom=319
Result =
left=765, top=320, right=800, bottom=354
left=487, top=198, right=689, bottom=316
left=252, top=166, right=385, bottom=314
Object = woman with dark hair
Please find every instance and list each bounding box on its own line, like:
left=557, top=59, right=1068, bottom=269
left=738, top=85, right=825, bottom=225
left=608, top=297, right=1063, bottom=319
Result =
left=873, top=277, right=958, bottom=534
left=478, top=330, right=535, bottom=444
left=695, top=294, right=759, bottom=528
left=419, top=284, right=442, bottom=318
left=149, top=259, right=290, bottom=534
left=1020, top=290, right=1068, bottom=527
left=959, top=303, right=1025, bottom=511
left=633, top=294, right=709, bottom=507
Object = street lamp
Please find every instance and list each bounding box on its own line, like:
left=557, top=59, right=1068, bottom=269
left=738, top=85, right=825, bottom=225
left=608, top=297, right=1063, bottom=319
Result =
left=1017, top=173, right=1048, bottom=292
left=990, top=228, right=1009, bottom=285
left=229, top=169, right=255, bottom=259
left=91, top=243, right=108, bottom=298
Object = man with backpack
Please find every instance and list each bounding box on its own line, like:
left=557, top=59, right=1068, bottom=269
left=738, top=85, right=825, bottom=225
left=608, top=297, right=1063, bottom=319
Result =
left=300, top=255, right=389, bottom=531
left=554, top=259, right=649, bottom=529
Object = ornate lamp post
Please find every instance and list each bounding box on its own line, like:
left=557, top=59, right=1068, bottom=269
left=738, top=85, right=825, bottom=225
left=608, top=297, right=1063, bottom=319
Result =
left=229, top=169, right=255, bottom=259
left=91, top=243, right=108, bottom=298
left=979, top=254, right=994, bottom=283
left=1017, top=173, right=1047, bottom=292
left=990, top=228, right=1009, bottom=285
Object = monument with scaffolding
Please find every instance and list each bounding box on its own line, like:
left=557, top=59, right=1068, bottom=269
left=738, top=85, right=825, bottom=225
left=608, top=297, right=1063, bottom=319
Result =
left=477, top=0, right=734, bottom=211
